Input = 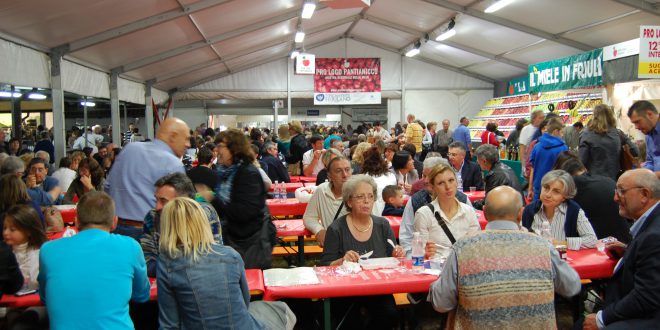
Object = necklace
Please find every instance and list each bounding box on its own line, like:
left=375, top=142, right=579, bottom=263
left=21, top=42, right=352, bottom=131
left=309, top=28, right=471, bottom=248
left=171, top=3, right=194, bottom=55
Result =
left=351, top=217, right=373, bottom=233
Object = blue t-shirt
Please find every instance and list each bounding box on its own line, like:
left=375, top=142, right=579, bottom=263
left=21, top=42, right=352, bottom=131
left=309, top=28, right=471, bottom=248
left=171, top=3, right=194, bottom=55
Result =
left=39, top=229, right=150, bottom=330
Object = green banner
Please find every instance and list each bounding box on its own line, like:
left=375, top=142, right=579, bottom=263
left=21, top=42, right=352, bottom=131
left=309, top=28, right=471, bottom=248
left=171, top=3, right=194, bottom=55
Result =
left=528, top=48, right=603, bottom=93
left=506, top=76, right=528, bottom=96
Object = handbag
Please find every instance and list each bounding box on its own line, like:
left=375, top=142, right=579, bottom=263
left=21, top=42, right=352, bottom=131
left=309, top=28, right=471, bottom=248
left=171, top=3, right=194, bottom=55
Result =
left=618, top=130, right=634, bottom=172
left=226, top=210, right=276, bottom=270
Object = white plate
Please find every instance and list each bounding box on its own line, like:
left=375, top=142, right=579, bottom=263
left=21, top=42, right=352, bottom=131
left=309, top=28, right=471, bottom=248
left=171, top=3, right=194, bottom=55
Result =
left=358, top=257, right=400, bottom=270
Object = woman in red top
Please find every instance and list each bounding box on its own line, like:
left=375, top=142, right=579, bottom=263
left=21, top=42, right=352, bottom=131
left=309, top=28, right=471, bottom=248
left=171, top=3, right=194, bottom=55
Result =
left=481, top=122, right=500, bottom=147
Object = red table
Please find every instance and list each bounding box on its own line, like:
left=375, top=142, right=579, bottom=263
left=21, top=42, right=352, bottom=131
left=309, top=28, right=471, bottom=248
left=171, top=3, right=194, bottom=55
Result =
left=53, top=205, right=77, bottom=224
left=303, top=182, right=317, bottom=187
left=264, top=266, right=437, bottom=301
left=1, top=270, right=265, bottom=307
left=383, top=216, right=402, bottom=237
left=290, top=176, right=317, bottom=183
left=246, top=269, right=265, bottom=295
left=464, top=190, right=485, bottom=202
left=268, top=182, right=303, bottom=193
left=267, top=198, right=308, bottom=217
left=474, top=210, right=487, bottom=230
left=567, top=249, right=616, bottom=279
left=264, top=265, right=437, bottom=329
left=273, top=219, right=314, bottom=265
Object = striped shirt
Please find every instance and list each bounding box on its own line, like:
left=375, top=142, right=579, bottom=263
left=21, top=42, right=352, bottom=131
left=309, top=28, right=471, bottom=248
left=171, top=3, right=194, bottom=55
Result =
left=531, top=202, right=598, bottom=248
left=405, top=122, right=424, bottom=153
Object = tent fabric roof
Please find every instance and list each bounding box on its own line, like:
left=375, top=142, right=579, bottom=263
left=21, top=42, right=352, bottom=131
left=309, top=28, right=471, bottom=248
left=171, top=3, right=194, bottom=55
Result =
left=0, top=0, right=658, bottom=94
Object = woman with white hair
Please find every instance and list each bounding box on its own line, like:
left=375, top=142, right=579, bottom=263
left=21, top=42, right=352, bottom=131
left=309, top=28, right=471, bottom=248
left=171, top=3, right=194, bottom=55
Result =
left=521, top=170, right=598, bottom=248
left=320, top=174, right=405, bottom=329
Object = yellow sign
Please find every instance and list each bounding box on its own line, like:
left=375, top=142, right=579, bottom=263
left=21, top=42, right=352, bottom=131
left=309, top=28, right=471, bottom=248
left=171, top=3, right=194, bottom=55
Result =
left=639, top=26, right=660, bottom=78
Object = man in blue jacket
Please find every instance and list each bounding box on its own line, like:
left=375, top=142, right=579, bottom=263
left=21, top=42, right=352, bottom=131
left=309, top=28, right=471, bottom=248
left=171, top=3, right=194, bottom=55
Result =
left=582, top=169, right=660, bottom=329
left=529, top=118, right=567, bottom=201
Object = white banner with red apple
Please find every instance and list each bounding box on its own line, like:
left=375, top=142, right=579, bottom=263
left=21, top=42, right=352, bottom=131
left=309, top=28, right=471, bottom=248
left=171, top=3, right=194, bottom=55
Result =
left=314, top=58, right=381, bottom=105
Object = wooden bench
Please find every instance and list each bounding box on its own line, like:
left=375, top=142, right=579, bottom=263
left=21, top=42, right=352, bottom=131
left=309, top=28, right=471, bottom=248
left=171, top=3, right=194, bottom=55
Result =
left=280, top=235, right=316, bottom=243
left=272, top=245, right=324, bottom=257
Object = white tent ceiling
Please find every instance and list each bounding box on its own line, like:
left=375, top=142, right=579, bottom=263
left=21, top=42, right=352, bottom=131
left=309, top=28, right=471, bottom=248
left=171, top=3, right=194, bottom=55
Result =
left=0, top=0, right=658, bottom=95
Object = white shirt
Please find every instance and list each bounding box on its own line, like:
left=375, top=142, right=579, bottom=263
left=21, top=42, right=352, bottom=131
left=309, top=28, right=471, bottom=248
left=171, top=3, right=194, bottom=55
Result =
left=413, top=198, right=480, bottom=257
left=375, top=128, right=391, bottom=140
left=518, top=124, right=537, bottom=146
left=303, top=182, right=348, bottom=234
left=302, top=149, right=325, bottom=176
left=13, top=243, right=40, bottom=290
left=72, top=133, right=102, bottom=153
left=52, top=167, right=77, bottom=192
left=370, top=172, right=397, bottom=216
left=531, top=202, right=598, bottom=248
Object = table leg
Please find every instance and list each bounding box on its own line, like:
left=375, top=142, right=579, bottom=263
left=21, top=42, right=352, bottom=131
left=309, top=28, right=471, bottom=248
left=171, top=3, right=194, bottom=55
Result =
left=323, top=298, right=331, bottom=330
left=297, top=236, right=305, bottom=266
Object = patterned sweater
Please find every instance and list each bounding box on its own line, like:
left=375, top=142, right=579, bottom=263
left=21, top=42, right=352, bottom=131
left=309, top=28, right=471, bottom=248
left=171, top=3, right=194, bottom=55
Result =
left=453, top=230, right=555, bottom=329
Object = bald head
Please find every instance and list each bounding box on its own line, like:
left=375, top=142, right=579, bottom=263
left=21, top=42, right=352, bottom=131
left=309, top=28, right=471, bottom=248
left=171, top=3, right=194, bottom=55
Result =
left=156, top=118, right=191, bottom=158
left=483, top=186, right=523, bottom=222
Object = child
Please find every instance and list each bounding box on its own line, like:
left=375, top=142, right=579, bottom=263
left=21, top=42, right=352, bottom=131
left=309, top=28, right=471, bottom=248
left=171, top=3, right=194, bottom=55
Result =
left=382, top=185, right=405, bottom=216
left=3, top=204, right=47, bottom=290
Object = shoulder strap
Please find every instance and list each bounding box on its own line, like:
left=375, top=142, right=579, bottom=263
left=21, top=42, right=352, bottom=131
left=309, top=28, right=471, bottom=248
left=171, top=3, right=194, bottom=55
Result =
left=425, top=203, right=456, bottom=244
left=333, top=202, right=344, bottom=221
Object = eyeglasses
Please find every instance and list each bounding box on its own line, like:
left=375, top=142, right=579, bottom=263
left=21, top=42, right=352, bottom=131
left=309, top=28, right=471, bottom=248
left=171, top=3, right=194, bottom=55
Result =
left=351, top=194, right=374, bottom=202
left=447, top=152, right=462, bottom=157
left=615, top=186, right=644, bottom=196
left=332, top=167, right=352, bottom=175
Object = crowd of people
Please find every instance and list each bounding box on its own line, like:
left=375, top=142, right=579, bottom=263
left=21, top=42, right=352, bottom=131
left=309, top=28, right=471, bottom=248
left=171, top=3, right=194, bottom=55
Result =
left=0, top=100, right=657, bottom=329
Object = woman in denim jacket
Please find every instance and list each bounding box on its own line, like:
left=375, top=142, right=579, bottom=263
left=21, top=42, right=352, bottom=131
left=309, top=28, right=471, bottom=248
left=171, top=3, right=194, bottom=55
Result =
left=157, top=197, right=296, bottom=329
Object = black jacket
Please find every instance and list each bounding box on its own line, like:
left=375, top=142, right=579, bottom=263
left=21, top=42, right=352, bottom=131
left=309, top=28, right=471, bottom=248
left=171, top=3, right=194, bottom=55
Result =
left=285, top=133, right=310, bottom=175
left=212, top=163, right=268, bottom=240
left=579, top=128, right=621, bottom=180
left=261, top=154, right=290, bottom=183
left=459, top=160, right=484, bottom=191
left=484, top=161, right=521, bottom=193
left=473, top=161, right=522, bottom=210
left=602, top=204, right=660, bottom=326
left=0, top=242, right=23, bottom=296
left=572, top=173, right=631, bottom=243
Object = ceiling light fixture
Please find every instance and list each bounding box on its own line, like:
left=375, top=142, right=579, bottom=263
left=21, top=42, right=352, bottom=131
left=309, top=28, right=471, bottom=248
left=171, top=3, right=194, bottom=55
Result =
left=80, top=101, right=96, bottom=107
left=301, top=0, right=317, bottom=19
left=435, top=18, right=456, bottom=41
left=484, top=0, right=514, bottom=13
left=295, top=30, right=305, bottom=43
left=405, top=41, right=422, bottom=57
left=0, top=91, right=21, bottom=98
left=28, top=93, right=47, bottom=100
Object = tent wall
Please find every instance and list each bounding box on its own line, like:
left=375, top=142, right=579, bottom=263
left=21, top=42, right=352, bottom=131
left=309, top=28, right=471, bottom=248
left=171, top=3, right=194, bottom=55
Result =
left=172, top=107, right=209, bottom=131
left=184, top=38, right=494, bottom=128
left=0, top=38, right=168, bottom=105
left=0, top=39, right=50, bottom=88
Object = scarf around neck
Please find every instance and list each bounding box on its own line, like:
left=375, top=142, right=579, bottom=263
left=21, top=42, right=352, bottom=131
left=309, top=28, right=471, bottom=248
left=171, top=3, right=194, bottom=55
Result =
left=215, top=160, right=243, bottom=204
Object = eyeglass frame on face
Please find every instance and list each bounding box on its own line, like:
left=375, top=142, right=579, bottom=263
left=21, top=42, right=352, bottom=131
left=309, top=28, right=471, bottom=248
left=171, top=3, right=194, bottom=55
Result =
left=331, top=166, right=352, bottom=175
left=615, top=186, right=644, bottom=197
left=351, top=194, right=375, bottom=202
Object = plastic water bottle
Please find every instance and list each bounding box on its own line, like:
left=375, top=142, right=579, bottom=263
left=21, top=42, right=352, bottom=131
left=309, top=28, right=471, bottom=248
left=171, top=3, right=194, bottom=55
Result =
left=456, top=175, right=463, bottom=192
left=540, top=219, right=552, bottom=243
left=411, top=232, right=425, bottom=273
left=279, top=182, right=287, bottom=202
left=274, top=181, right=281, bottom=202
